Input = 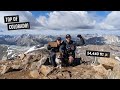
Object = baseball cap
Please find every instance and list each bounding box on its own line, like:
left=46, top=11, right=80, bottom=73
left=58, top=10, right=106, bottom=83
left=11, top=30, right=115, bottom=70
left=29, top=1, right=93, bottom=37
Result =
left=57, top=37, right=61, bottom=41
left=66, top=34, right=71, bottom=38
left=77, top=34, right=82, bottom=37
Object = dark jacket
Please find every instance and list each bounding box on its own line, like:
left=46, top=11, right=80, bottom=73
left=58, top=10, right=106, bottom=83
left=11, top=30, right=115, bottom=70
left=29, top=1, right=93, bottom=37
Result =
left=64, top=40, right=76, bottom=56
left=47, top=41, right=65, bottom=53
left=76, top=37, right=85, bottom=46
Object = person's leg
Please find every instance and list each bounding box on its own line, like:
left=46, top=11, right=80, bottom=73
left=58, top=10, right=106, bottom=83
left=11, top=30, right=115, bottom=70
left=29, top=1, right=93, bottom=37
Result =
left=64, top=54, right=70, bottom=67
left=72, top=53, right=76, bottom=66
left=61, top=54, right=66, bottom=67
left=68, top=56, right=73, bottom=64
left=61, top=54, right=68, bottom=67
left=68, top=55, right=75, bottom=66
left=50, top=52, right=57, bottom=67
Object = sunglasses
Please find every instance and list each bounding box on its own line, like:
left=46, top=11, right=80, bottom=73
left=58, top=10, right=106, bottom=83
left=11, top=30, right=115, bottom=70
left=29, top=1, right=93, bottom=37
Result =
left=66, top=37, right=71, bottom=38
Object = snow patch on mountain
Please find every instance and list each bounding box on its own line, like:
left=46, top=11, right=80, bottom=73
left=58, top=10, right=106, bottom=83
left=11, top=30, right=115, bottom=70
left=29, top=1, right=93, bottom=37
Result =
left=104, top=35, right=120, bottom=45
left=24, top=45, right=45, bottom=54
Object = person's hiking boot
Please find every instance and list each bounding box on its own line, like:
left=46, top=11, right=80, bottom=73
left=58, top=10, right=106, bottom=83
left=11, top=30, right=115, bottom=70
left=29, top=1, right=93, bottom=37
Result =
left=69, top=63, right=75, bottom=67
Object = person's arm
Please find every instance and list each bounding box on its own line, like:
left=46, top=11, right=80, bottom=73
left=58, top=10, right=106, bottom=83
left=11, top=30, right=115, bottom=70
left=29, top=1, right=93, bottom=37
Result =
left=47, top=44, right=56, bottom=53
left=83, top=39, right=85, bottom=45
left=80, top=36, right=85, bottom=45
left=59, top=44, right=65, bottom=53
left=71, top=41, right=76, bottom=51
left=47, top=40, right=57, bottom=50
left=47, top=44, right=52, bottom=50
left=59, top=41, right=65, bottom=53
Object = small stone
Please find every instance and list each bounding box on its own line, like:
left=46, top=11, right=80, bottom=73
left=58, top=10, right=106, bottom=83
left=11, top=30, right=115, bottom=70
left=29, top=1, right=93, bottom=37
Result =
left=30, top=70, right=40, bottom=78
left=20, top=53, right=26, bottom=60
left=98, top=57, right=120, bottom=68
left=39, top=65, right=54, bottom=76
left=92, top=64, right=108, bottom=75
left=30, top=62, right=37, bottom=70
left=56, top=70, right=71, bottom=79
left=42, top=76, right=49, bottom=79
left=11, top=65, right=21, bottom=70
left=0, top=65, right=11, bottom=74
left=94, top=73, right=105, bottom=79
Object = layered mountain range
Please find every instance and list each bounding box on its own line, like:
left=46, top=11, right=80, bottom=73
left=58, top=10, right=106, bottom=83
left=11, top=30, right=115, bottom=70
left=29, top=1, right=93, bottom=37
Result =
left=0, top=34, right=120, bottom=60
left=0, top=34, right=120, bottom=46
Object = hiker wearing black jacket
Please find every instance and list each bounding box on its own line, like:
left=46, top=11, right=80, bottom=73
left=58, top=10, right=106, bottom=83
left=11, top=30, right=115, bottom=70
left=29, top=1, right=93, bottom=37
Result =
left=63, top=34, right=76, bottom=66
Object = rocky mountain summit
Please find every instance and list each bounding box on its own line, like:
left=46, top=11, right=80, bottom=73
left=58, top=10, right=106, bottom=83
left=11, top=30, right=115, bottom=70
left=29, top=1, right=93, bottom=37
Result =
left=0, top=45, right=120, bottom=79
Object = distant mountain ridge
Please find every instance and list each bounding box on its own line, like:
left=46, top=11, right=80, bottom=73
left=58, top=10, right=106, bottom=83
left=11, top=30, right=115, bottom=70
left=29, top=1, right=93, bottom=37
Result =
left=0, top=34, right=120, bottom=61
left=0, top=34, right=56, bottom=46
left=0, top=34, right=120, bottom=47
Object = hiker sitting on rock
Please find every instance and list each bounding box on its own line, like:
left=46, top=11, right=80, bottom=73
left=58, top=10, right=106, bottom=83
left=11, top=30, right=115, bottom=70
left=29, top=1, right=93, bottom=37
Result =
left=47, top=37, right=65, bottom=67
left=63, top=34, right=76, bottom=66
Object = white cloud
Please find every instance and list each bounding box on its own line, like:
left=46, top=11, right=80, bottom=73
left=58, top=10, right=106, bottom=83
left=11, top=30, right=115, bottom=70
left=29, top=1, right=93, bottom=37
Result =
left=37, top=11, right=96, bottom=30
left=0, top=11, right=42, bottom=31
left=98, top=11, right=120, bottom=30
left=97, top=22, right=115, bottom=30
left=1, top=11, right=120, bottom=35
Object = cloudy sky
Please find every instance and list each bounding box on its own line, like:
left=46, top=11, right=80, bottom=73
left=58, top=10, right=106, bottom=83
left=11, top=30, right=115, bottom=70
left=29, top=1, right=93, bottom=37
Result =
left=0, top=11, right=120, bottom=35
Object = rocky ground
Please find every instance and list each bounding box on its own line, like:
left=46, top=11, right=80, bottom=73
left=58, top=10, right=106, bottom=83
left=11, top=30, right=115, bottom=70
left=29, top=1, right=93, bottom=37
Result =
left=0, top=45, right=120, bottom=79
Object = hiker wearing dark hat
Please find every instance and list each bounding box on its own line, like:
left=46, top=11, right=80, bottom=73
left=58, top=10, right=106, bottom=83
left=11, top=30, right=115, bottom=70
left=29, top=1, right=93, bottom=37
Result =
left=47, top=37, right=65, bottom=67
left=76, top=34, right=85, bottom=46
left=63, top=34, right=76, bottom=66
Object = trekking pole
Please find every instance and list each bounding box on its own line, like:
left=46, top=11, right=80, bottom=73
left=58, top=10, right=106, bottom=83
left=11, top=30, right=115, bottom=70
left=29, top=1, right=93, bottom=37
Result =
left=94, top=56, right=97, bottom=64
left=95, top=40, right=98, bottom=65
left=93, top=37, right=98, bottom=65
